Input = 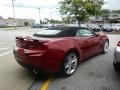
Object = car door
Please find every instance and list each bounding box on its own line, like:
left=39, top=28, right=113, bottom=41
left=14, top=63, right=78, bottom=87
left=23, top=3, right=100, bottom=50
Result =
left=76, top=28, right=100, bottom=59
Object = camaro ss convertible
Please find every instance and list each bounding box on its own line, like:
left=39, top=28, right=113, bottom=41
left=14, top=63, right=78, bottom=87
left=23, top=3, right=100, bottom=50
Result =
left=13, top=27, right=109, bottom=76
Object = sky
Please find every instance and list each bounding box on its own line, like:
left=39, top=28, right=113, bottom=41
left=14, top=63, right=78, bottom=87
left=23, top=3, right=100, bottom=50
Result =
left=0, top=0, right=120, bottom=23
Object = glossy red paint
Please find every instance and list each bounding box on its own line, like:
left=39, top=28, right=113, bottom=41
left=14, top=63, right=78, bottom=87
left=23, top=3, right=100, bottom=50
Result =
left=117, top=41, right=120, bottom=46
left=13, top=32, right=109, bottom=73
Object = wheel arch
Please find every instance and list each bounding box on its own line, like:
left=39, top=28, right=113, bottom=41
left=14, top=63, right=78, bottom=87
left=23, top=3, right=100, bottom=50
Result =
left=106, top=39, right=109, bottom=45
left=61, top=48, right=80, bottom=76
left=65, top=48, right=80, bottom=61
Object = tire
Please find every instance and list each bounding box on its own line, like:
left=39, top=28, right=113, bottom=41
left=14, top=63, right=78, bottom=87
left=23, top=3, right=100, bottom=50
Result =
left=113, top=63, right=119, bottom=71
left=62, top=52, right=78, bottom=76
left=102, top=40, right=109, bottom=54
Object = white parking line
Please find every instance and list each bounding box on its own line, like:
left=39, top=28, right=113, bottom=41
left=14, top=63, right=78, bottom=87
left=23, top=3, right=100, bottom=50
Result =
left=0, top=42, right=7, bottom=45
left=0, top=51, right=12, bottom=57
left=0, top=48, right=8, bottom=51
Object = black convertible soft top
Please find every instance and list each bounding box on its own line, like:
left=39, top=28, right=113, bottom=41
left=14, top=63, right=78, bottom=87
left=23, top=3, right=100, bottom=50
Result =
left=33, top=26, right=90, bottom=38
left=46, top=26, right=88, bottom=31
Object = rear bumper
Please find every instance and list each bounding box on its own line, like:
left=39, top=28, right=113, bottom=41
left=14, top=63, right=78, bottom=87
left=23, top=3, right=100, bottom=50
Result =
left=114, top=48, right=120, bottom=63
left=13, top=48, right=64, bottom=73
left=113, top=49, right=120, bottom=70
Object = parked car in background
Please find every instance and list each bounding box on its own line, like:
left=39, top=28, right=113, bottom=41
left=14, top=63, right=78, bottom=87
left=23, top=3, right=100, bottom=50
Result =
left=112, top=24, right=120, bottom=32
left=113, top=41, right=120, bottom=70
left=13, top=27, right=109, bottom=76
left=81, top=24, right=88, bottom=28
left=102, top=24, right=113, bottom=32
left=31, top=24, right=42, bottom=28
left=90, top=24, right=101, bottom=32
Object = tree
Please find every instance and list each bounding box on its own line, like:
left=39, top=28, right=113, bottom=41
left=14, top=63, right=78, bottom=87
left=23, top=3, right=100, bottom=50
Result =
left=100, top=9, right=110, bottom=20
left=44, top=18, right=62, bottom=24
left=62, top=16, right=76, bottom=24
left=24, top=22, right=29, bottom=26
left=112, top=10, right=120, bottom=14
left=59, top=0, right=104, bottom=26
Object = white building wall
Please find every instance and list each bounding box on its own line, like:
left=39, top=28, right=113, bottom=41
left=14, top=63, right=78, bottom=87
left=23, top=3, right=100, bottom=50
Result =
left=0, top=18, right=35, bottom=26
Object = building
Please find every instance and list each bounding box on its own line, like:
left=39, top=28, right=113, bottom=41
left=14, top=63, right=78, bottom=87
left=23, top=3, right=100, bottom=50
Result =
left=0, top=17, right=35, bottom=27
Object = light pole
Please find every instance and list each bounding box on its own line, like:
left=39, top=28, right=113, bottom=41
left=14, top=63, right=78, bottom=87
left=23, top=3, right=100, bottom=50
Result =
left=12, top=0, right=16, bottom=29
left=38, top=8, right=41, bottom=25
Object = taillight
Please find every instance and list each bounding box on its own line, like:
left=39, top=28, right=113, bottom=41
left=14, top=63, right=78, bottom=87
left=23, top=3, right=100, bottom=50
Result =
left=28, top=40, right=48, bottom=49
left=117, top=41, right=120, bottom=47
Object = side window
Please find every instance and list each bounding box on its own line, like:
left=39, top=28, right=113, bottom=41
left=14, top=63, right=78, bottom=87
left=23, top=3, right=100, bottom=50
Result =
left=76, top=30, right=81, bottom=36
left=76, top=29, right=95, bottom=37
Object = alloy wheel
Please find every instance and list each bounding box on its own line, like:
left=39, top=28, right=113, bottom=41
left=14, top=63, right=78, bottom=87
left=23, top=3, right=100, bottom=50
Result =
left=64, top=53, right=78, bottom=76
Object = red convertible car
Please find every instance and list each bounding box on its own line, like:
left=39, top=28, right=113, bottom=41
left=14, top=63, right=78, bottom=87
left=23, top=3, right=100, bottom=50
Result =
left=13, top=27, right=109, bottom=76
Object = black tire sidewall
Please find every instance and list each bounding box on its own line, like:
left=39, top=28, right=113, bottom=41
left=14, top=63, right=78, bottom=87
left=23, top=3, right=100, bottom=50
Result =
left=113, top=63, right=119, bottom=71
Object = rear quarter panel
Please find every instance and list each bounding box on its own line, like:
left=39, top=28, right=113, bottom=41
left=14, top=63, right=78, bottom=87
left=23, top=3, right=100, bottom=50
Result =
left=44, top=37, right=78, bottom=62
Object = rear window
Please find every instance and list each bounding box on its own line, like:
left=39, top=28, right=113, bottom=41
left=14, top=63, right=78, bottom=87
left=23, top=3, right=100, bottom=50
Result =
left=36, top=30, right=61, bottom=35
left=33, top=29, right=77, bottom=38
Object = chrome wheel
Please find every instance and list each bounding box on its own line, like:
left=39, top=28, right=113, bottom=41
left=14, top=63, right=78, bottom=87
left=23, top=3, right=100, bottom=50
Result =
left=64, top=53, right=78, bottom=76
left=103, top=41, right=109, bottom=53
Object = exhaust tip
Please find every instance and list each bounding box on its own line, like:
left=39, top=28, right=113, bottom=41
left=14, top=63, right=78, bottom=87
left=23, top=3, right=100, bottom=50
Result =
left=33, top=69, right=38, bottom=74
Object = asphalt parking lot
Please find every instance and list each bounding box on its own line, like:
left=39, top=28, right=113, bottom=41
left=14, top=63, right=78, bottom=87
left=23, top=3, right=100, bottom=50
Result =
left=0, top=28, right=120, bottom=90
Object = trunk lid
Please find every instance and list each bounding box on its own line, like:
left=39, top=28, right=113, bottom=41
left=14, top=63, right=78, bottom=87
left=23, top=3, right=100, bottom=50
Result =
left=16, top=36, right=48, bottom=49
